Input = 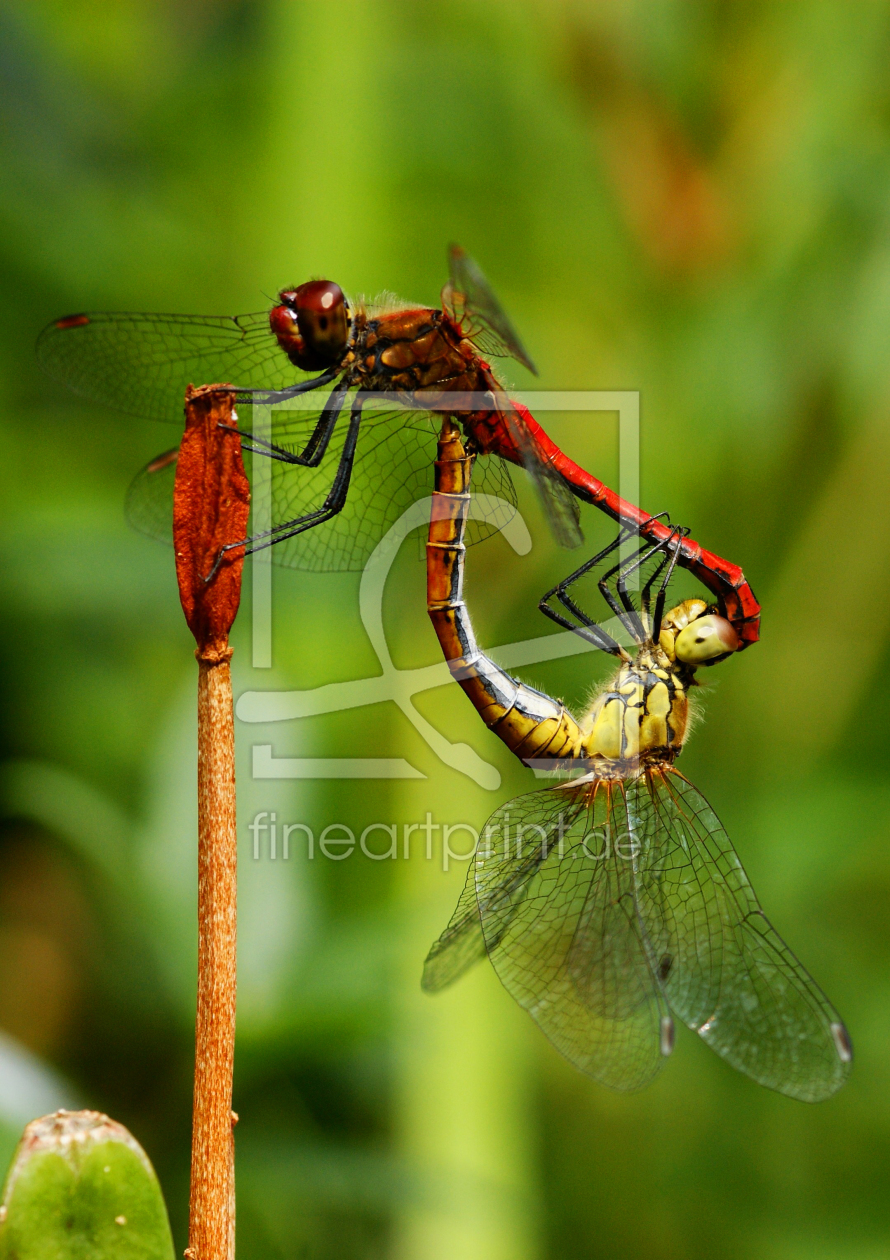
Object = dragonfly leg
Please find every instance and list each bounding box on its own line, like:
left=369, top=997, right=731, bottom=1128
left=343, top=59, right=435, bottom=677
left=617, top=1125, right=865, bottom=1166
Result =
left=599, top=542, right=653, bottom=644
left=590, top=513, right=671, bottom=627
left=648, top=527, right=690, bottom=639
left=232, top=366, right=340, bottom=409
left=537, top=604, right=627, bottom=657
left=225, top=378, right=350, bottom=467
left=539, top=526, right=638, bottom=658
left=639, top=537, right=674, bottom=623
left=597, top=513, right=670, bottom=610
left=540, top=515, right=681, bottom=650
left=607, top=524, right=680, bottom=640
left=600, top=524, right=688, bottom=644
left=203, top=392, right=368, bottom=579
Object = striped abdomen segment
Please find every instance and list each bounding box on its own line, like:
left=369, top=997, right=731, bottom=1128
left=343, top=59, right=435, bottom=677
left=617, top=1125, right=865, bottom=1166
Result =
left=427, top=419, right=583, bottom=765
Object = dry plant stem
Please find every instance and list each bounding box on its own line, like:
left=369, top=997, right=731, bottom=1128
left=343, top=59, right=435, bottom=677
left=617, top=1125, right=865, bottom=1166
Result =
left=173, top=385, right=249, bottom=1260
left=191, top=651, right=237, bottom=1260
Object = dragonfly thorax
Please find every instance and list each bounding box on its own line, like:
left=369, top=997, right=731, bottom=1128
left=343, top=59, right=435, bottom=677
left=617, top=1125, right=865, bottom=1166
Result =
left=349, top=306, right=476, bottom=398
left=578, top=601, right=737, bottom=766
left=581, top=651, right=689, bottom=766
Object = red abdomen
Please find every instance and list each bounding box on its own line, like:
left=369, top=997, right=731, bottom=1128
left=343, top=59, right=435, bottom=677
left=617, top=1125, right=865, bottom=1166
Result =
left=464, top=384, right=761, bottom=647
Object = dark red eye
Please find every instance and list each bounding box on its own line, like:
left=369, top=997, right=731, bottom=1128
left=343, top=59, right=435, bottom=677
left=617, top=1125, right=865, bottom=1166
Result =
left=294, top=281, right=349, bottom=367
left=293, top=280, right=343, bottom=316
left=270, top=280, right=349, bottom=371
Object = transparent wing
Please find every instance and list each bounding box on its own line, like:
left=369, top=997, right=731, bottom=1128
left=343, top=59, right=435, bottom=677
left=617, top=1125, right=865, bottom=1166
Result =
left=266, top=408, right=515, bottom=572
left=126, top=450, right=178, bottom=545
left=442, top=245, right=537, bottom=374
left=463, top=446, right=519, bottom=555
left=421, top=862, right=486, bottom=992
left=125, top=406, right=517, bottom=572
left=36, top=310, right=313, bottom=424
left=426, top=784, right=671, bottom=1091
left=421, top=796, right=565, bottom=993
left=632, top=769, right=852, bottom=1102
left=439, top=246, right=582, bottom=546
left=494, top=393, right=583, bottom=550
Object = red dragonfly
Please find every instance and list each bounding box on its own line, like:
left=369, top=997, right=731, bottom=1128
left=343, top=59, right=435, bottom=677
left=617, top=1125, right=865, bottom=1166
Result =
left=37, top=246, right=760, bottom=645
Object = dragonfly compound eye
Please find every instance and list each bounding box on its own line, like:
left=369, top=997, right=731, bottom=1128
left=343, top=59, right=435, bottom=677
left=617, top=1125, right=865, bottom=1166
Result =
left=674, top=614, right=739, bottom=664
left=294, top=280, right=349, bottom=367
left=270, top=281, right=349, bottom=371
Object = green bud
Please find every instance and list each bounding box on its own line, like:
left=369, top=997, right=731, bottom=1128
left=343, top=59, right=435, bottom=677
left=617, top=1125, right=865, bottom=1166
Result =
left=0, top=1110, right=175, bottom=1260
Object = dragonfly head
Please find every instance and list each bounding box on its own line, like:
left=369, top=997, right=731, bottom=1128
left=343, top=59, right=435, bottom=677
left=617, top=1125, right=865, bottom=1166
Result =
left=659, top=599, right=739, bottom=666
left=270, top=280, right=351, bottom=370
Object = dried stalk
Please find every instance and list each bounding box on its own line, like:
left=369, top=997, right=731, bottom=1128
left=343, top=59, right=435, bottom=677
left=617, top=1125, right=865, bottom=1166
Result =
left=173, top=385, right=249, bottom=1260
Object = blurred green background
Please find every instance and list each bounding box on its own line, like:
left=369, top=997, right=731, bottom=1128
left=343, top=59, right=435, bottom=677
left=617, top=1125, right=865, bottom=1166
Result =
left=1, top=2, right=888, bottom=1256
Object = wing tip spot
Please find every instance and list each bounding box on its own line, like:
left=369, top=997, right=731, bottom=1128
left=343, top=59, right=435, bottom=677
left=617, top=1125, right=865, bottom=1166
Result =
left=146, top=450, right=179, bottom=474
left=831, top=1021, right=853, bottom=1063
left=55, top=313, right=91, bottom=330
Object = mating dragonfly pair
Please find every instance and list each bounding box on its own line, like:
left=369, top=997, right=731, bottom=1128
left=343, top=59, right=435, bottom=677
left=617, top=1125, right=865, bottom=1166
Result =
left=40, top=248, right=848, bottom=1099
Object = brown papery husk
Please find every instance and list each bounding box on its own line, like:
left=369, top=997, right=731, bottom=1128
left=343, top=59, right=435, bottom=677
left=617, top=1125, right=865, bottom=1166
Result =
left=173, top=384, right=249, bottom=659
left=173, top=384, right=248, bottom=1260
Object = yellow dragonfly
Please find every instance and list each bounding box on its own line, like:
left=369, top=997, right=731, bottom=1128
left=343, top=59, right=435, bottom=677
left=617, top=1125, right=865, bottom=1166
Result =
left=423, top=418, right=851, bottom=1101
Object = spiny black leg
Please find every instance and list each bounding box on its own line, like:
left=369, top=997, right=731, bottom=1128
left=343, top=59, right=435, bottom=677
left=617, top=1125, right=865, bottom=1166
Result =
left=223, top=377, right=351, bottom=468
left=542, top=519, right=665, bottom=644
left=233, top=366, right=340, bottom=409
left=640, top=548, right=670, bottom=620
left=593, top=513, right=671, bottom=622
left=539, top=515, right=683, bottom=653
left=204, top=392, right=367, bottom=579
left=544, top=525, right=636, bottom=622
left=571, top=528, right=637, bottom=623
left=538, top=599, right=627, bottom=657
left=541, top=512, right=672, bottom=615
left=608, top=517, right=674, bottom=617
left=629, top=525, right=687, bottom=640
left=651, top=526, right=689, bottom=639
left=636, top=516, right=678, bottom=619
left=616, top=539, right=672, bottom=628
left=600, top=522, right=683, bottom=645
left=244, top=391, right=365, bottom=553
left=539, top=526, right=639, bottom=657
left=603, top=525, right=689, bottom=642
left=639, top=558, right=666, bottom=620
left=599, top=544, right=654, bottom=644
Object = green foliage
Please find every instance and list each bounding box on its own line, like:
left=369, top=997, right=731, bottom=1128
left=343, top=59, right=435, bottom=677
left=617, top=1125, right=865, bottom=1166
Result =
left=2, top=2, right=890, bottom=1258
left=0, top=1111, right=174, bottom=1260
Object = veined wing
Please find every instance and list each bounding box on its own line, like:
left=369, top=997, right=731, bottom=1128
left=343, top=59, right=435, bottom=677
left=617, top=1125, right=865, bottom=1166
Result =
left=126, top=450, right=180, bottom=545
left=36, top=309, right=314, bottom=424
left=422, top=862, right=486, bottom=992
left=422, top=792, right=561, bottom=992
left=495, top=392, right=583, bottom=550
left=442, top=245, right=537, bottom=374
left=455, top=784, right=672, bottom=1091
left=631, top=769, right=852, bottom=1102
left=126, top=404, right=518, bottom=572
